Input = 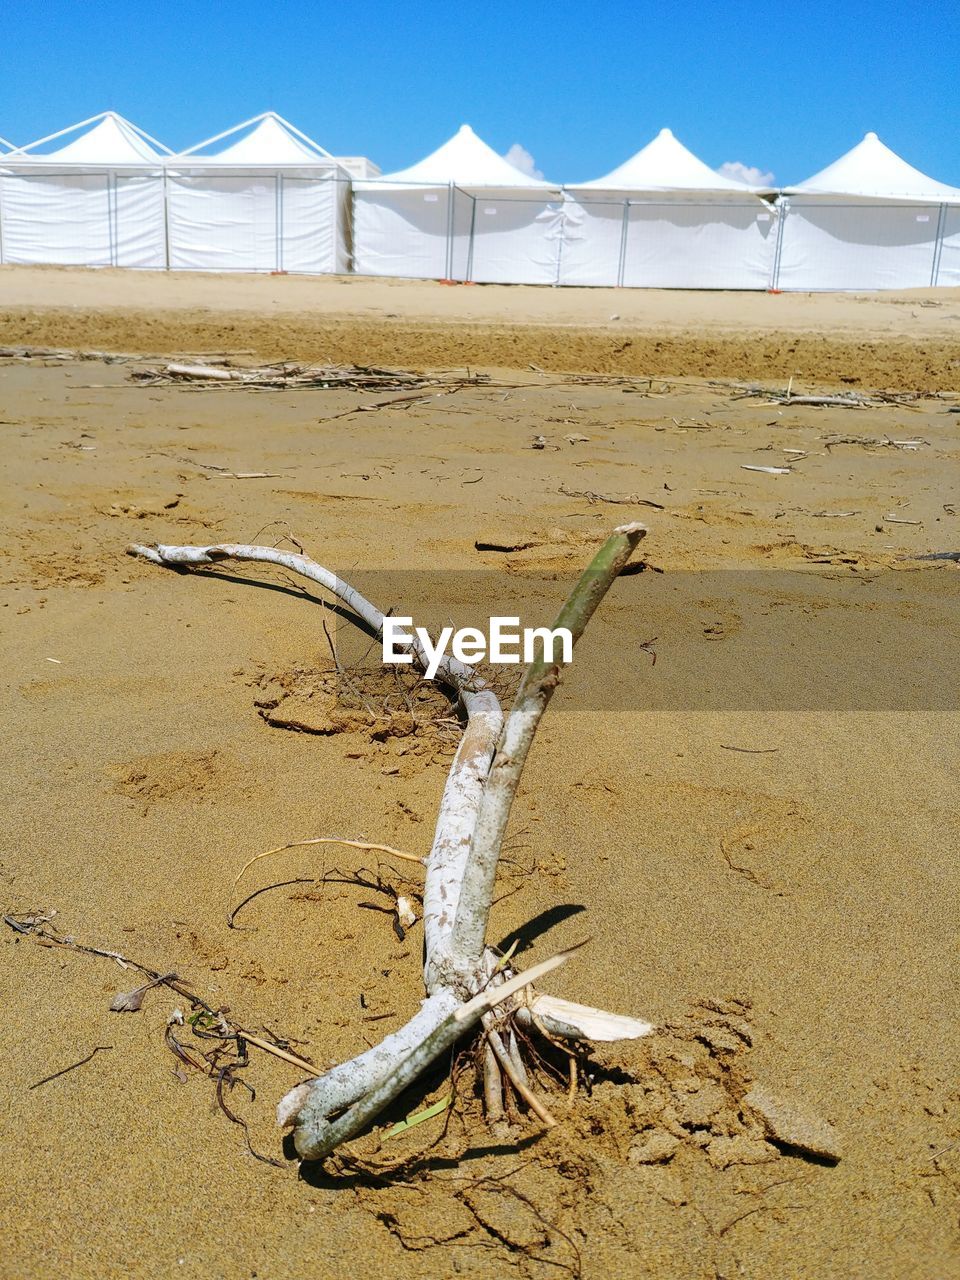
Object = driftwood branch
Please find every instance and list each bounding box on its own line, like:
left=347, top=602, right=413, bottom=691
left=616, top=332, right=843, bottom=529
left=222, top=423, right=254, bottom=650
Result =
left=128, top=526, right=654, bottom=1163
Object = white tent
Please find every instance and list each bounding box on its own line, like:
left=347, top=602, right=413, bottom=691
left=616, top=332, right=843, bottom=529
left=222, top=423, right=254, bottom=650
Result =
left=560, top=128, right=776, bottom=289
left=166, top=112, right=351, bottom=274
left=353, top=124, right=564, bottom=284
left=774, top=132, right=960, bottom=290
left=0, top=112, right=170, bottom=268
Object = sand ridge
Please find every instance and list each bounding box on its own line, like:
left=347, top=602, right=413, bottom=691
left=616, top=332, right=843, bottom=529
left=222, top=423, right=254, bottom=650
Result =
left=2, top=265, right=960, bottom=389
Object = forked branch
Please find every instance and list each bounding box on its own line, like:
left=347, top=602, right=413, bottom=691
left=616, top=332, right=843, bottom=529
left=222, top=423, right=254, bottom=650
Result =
left=128, top=525, right=654, bottom=1164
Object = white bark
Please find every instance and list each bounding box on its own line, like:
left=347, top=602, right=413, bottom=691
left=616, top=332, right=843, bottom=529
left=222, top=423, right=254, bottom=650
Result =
left=450, top=523, right=647, bottom=967
left=165, top=362, right=242, bottom=381
left=282, top=988, right=461, bottom=1156
left=520, top=993, right=654, bottom=1042
left=422, top=687, right=502, bottom=992
left=129, top=543, right=392, bottom=652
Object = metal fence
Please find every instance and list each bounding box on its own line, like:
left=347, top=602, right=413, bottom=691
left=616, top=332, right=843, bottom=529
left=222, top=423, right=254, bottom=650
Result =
left=771, top=199, right=957, bottom=290
left=1, top=170, right=959, bottom=289
left=352, top=182, right=565, bottom=285
left=0, top=170, right=353, bottom=274
left=558, top=197, right=777, bottom=289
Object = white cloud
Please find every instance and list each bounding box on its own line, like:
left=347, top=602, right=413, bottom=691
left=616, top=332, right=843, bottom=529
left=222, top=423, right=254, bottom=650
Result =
left=717, top=160, right=775, bottom=187
left=503, top=143, right=543, bottom=179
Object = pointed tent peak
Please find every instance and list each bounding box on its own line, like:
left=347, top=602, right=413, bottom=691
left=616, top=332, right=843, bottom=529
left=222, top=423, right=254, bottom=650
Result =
left=570, top=127, right=763, bottom=195
left=790, top=132, right=960, bottom=201
left=13, top=111, right=170, bottom=164
left=175, top=111, right=335, bottom=166
left=365, top=123, right=560, bottom=191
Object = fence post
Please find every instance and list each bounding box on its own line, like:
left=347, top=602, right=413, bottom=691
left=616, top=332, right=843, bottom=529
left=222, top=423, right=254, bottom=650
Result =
left=444, top=181, right=455, bottom=280
left=770, top=197, right=787, bottom=289
left=161, top=167, right=171, bottom=270
left=930, top=202, right=947, bottom=287
left=465, top=191, right=477, bottom=282
left=276, top=173, right=283, bottom=273
left=616, top=200, right=630, bottom=287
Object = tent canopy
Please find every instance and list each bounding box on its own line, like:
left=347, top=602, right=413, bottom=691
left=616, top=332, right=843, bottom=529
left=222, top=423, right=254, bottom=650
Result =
left=559, top=128, right=775, bottom=290
left=7, top=112, right=170, bottom=167
left=360, top=124, right=561, bottom=194
left=165, top=111, right=349, bottom=274
left=174, top=112, right=338, bottom=169
left=785, top=132, right=960, bottom=203
left=568, top=128, right=765, bottom=196
left=0, top=112, right=168, bottom=268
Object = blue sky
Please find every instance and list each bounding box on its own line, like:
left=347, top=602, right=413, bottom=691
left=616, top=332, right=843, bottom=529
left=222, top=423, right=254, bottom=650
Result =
left=2, top=1, right=957, bottom=185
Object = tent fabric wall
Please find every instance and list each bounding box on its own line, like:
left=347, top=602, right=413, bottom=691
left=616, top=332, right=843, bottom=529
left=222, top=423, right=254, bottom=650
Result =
left=559, top=196, right=776, bottom=288
left=113, top=175, right=167, bottom=267
left=166, top=170, right=347, bottom=273
left=773, top=200, right=943, bottom=290
left=774, top=133, right=960, bottom=290
left=353, top=184, right=563, bottom=283
left=1, top=173, right=112, bottom=265
left=0, top=170, right=166, bottom=267
left=166, top=174, right=279, bottom=272
left=281, top=175, right=349, bottom=274
left=934, top=205, right=960, bottom=286
left=556, top=198, right=626, bottom=287
left=467, top=194, right=564, bottom=284
left=620, top=201, right=776, bottom=288
left=353, top=186, right=451, bottom=280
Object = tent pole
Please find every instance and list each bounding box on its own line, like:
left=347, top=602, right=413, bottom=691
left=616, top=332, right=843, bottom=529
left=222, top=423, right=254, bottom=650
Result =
left=444, top=181, right=455, bottom=280
left=162, top=167, right=171, bottom=271
left=0, top=172, right=5, bottom=265
left=177, top=112, right=270, bottom=159
left=770, top=197, right=787, bottom=290
left=616, top=199, right=630, bottom=287
left=930, top=202, right=947, bottom=287
left=466, top=192, right=477, bottom=283
left=16, top=112, right=111, bottom=156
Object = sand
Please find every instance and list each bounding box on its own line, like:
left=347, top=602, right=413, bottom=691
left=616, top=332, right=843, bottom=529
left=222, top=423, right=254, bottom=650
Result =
left=0, top=267, right=958, bottom=1279
left=3, top=264, right=960, bottom=388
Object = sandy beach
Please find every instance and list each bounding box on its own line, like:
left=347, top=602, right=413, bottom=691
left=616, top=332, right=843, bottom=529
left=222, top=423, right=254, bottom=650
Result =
left=1, top=266, right=958, bottom=1279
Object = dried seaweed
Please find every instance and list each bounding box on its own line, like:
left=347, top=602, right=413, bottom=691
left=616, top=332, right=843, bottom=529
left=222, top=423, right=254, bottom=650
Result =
left=129, top=360, right=492, bottom=394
